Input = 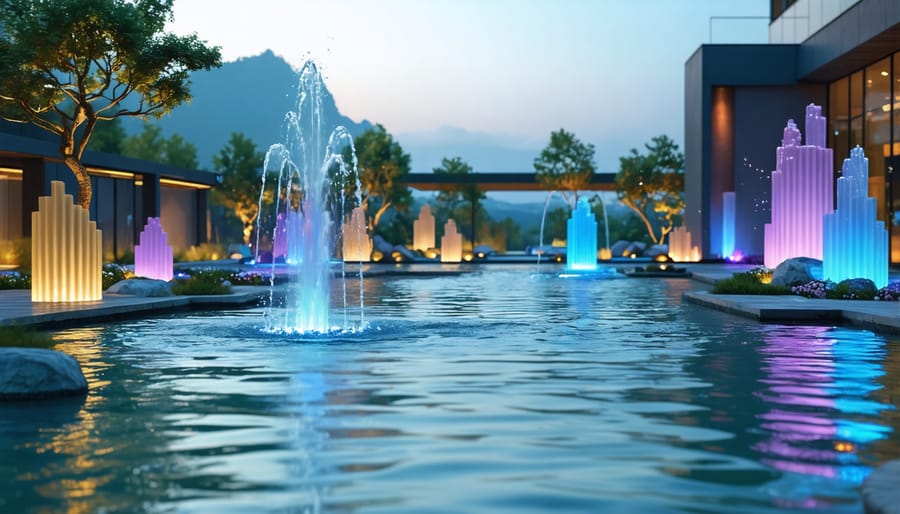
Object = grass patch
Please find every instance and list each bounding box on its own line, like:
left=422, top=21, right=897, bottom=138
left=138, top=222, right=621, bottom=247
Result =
left=712, top=271, right=791, bottom=295
left=171, top=269, right=232, bottom=295
left=0, top=325, right=55, bottom=348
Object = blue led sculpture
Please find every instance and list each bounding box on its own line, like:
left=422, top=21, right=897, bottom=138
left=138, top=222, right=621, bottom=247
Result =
left=722, top=191, right=736, bottom=260
left=566, top=198, right=598, bottom=271
left=823, top=146, right=888, bottom=288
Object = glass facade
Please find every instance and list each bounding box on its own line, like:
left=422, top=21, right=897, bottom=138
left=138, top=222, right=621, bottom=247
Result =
left=828, top=51, right=900, bottom=263
left=0, top=168, right=23, bottom=265
left=769, top=0, right=860, bottom=44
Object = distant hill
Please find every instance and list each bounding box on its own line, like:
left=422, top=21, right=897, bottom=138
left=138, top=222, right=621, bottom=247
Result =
left=123, top=50, right=374, bottom=169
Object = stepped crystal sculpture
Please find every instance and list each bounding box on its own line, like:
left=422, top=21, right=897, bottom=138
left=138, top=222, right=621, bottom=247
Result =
left=441, top=219, right=462, bottom=263
left=342, top=206, right=372, bottom=262
left=134, top=217, right=173, bottom=281
left=668, top=225, right=700, bottom=262
left=764, top=104, right=833, bottom=268
left=566, top=198, right=598, bottom=271
left=31, top=180, right=102, bottom=301
left=823, top=146, right=888, bottom=288
left=413, top=204, right=435, bottom=251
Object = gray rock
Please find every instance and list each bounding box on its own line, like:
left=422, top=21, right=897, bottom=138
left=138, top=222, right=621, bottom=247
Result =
left=106, top=278, right=173, bottom=297
left=770, top=257, right=823, bottom=287
left=473, top=245, right=493, bottom=257
left=862, top=460, right=900, bottom=514
left=610, top=240, right=630, bottom=257
left=625, top=241, right=647, bottom=257
left=837, top=278, right=877, bottom=299
left=646, top=244, right=668, bottom=257
left=373, top=235, right=394, bottom=255
left=391, top=244, right=418, bottom=261
left=0, top=348, right=88, bottom=400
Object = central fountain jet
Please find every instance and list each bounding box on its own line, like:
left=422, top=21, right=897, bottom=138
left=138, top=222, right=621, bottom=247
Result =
left=257, top=61, right=361, bottom=334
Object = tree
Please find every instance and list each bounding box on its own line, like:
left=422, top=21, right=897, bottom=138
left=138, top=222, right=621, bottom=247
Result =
left=86, top=117, right=126, bottom=154
left=121, top=123, right=198, bottom=168
left=434, top=156, right=485, bottom=246
left=353, top=124, right=412, bottom=234
left=211, top=133, right=266, bottom=245
left=0, top=0, right=222, bottom=209
left=614, top=135, right=685, bottom=245
left=533, top=129, right=596, bottom=208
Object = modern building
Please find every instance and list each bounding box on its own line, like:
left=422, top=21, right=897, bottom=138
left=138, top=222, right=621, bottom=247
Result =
left=685, top=0, right=900, bottom=263
left=0, top=120, right=219, bottom=263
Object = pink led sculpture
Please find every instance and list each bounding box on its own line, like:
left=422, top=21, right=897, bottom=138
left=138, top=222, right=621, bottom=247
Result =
left=823, top=147, right=888, bottom=288
left=763, top=104, right=833, bottom=268
left=134, top=217, right=173, bottom=281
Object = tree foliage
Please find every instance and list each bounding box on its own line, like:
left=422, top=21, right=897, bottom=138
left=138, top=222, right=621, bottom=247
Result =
left=433, top=156, right=485, bottom=245
left=353, top=124, right=412, bottom=236
left=121, top=123, right=198, bottom=168
left=533, top=129, right=596, bottom=207
left=211, top=132, right=266, bottom=245
left=614, top=135, right=685, bottom=245
left=0, top=0, right=222, bottom=208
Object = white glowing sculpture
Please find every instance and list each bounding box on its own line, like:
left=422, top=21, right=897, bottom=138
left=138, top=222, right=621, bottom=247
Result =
left=668, top=225, right=700, bottom=262
left=823, top=147, right=888, bottom=288
left=31, top=181, right=102, bottom=302
left=566, top=198, right=597, bottom=271
left=342, top=206, right=372, bottom=262
left=722, top=192, right=736, bottom=259
left=413, top=204, right=435, bottom=251
left=764, top=104, right=833, bottom=268
left=134, top=217, right=173, bottom=281
left=441, top=219, right=463, bottom=263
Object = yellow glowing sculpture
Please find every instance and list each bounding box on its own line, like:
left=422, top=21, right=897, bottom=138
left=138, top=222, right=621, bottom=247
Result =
left=668, top=225, right=701, bottom=263
left=441, top=219, right=463, bottom=263
left=413, top=204, right=435, bottom=251
left=31, top=181, right=102, bottom=302
left=342, top=206, right=372, bottom=262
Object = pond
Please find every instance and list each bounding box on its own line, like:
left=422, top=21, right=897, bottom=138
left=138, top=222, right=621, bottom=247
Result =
left=2, top=266, right=898, bottom=513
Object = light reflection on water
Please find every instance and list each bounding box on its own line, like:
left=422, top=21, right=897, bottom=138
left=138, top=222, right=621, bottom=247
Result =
left=0, top=267, right=898, bottom=513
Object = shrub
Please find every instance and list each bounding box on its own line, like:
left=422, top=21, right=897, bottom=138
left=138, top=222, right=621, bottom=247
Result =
left=792, top=280, right=832, bottom=299
left=0, top=271, right=31, bottom=290
left=712, top=271, right=791, bottom=295
left=827, top=278, right=877, bottom=300
left=171, top=269, right=232, bottom=295
left=876, top=282, right=900, bottom=301
left=0, top=325, right=55, bottom=348
left=102, top=263, right=130, bottom=290
left=175, top=243, right=227, bottom=262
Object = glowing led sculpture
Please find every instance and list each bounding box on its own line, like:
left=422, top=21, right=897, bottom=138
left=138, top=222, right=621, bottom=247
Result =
left=31, top=181, right=102, bottom=302
left=342, top=206, right=372, bottom=262
left=823, top=147, right=888, bottom=288
left=441, top=219, right=462, bottom=263
left=722, top=192, right=736, bottom=259
left=668, top=225, right=700, bottom=262
left=413, top=204, right=435, bottom=251
left=566, top=198, right=597, bottom=271
left=764, top=104, right=833, bottom=268
left=134, top=217, right=173, bottom=281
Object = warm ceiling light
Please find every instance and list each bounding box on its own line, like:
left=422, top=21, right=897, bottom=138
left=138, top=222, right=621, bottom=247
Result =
left=0, top=167, right=23, bottom=175
left=159, top=178, right=212, bottom=190
left=881, top=71, right=889, bottom=77
left=86, top=167, right=135, bottom=179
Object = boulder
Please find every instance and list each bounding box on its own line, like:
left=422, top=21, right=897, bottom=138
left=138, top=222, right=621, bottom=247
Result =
left=0, top=348, right=88, bottom=400
left=373, top=235, right=394, bottom=255
left=106, top=278, right=173, bottom=297
left=837, top=278, right=877, bottom=299
left=610, top=240, right=630, bottom=257
left=770, top=257, right=823, bottom=287
left=625, top=241, right=647, bottom=257
left=473, top=245, right=493, bottom=257
left=391, top=244, right=418, bottom=261
left=862, top=460, right=900, bottom=514
left=645, top=244, right=668, bottom=258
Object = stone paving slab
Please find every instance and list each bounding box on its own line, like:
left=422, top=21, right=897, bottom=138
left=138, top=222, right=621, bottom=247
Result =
left=683, top=290, right=900, bottom=334
left=0, top=286, right=270, bottom=328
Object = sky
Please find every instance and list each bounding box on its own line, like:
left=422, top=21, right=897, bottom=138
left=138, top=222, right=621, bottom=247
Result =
left=166, top=0, right=769, bottom=175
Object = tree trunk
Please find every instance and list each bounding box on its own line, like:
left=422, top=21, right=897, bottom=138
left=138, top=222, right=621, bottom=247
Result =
left=622, top=200, right=660, bottom=245
left=372, top=201, right=391, bottom=232
left=64, top=156, right=93, bottom=210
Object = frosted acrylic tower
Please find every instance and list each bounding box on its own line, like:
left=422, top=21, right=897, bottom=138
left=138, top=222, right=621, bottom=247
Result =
left=566, top=198, right=597, bottom=270
left=441, top=219, right=462, bottom=263
left=342, top=206, right=372, bottom=262
left=413, top=204, right=435, bottom=251
left=134, top=217, right=173, bottom=281
left=764, top=104, right=833, bottom=268
left=823, top=146, right=888, bottom=288
left=668, top=225, right=700, bottom=262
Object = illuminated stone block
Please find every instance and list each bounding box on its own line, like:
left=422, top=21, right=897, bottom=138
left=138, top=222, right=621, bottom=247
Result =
left=668, top=225, right=700, bottom=262
left=134, top=217, right=173, bottom=281
left=413, top=204, right=435, bottom=251
left=31, top=181, right=102, bottom=302
left=441, top=219, right=462, bottom=263
left=823, top=147, right=888, bottom=288
left=764, top=104, right=833, bottom=268
left=566, top=198, right=597, bottom=271
left=722, top=191, right=736, bottom=259
left=342, top=206, right=372, bottom=262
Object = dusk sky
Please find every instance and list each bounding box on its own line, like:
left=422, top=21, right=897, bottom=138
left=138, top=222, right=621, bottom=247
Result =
left=167, top=0, right=769, bottom=174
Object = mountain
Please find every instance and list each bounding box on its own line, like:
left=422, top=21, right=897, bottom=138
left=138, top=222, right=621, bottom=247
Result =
left=400, top=126, right=540, bottom=173
left=123, top=50, right=374, bottom=169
